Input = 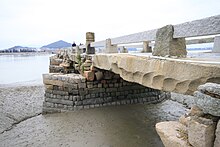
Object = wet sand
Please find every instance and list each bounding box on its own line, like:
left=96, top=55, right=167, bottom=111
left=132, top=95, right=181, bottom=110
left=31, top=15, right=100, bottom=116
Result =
left=0, top=84, right=188, bottom=147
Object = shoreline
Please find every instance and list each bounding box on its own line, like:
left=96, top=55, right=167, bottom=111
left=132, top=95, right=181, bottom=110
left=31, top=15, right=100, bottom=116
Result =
left=0, top=52, right=54, bottom=56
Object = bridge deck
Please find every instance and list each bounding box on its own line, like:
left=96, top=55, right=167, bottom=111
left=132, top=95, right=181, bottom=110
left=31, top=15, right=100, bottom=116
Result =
left=92, top=52, right=220, bottom=95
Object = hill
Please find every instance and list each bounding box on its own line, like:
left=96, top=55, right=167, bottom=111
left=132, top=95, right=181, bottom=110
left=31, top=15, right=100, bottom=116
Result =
left=41, top=40, right=71, bottom=49
left=0, top=46, right=37, bottom=53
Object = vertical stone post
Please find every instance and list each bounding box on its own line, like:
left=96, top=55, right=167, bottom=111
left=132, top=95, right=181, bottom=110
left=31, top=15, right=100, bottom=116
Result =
left=153, top=25, right=186, bottom=57
left=142, top=41, right=152, bottom=53
left=86, top=32, right=95, bottom=54
left=213, top=36, right=220, bottom=53
left=105, top=39, right=118, bottom=53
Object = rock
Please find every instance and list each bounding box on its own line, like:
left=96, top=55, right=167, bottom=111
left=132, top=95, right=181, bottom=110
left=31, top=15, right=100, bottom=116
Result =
left=188, top=116, right=216, bottom=147
left=156, top=121, right=190, bottom=147
left=153, top=25, right=187, bottom=57
left=84, top=71, right=95, bottom=81
left=194, top=91, right=220, bottom=116
left=214, top=120, right=220, bottom=147
left=189, top=105, right=204, bottom=117
left=198, top=83, right=220, bottom=98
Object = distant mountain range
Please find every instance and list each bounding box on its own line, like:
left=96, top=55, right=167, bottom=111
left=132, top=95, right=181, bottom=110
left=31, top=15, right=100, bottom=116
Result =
left=0, top=40, right=72, bottom=53
left=41, top=40, right=71, bottom=49
left=0, top=46, right=37, bottom=53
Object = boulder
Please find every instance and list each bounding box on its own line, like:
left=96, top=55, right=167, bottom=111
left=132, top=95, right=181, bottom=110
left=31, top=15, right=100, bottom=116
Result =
left=194, top=91, right=220, bottom=117
left=198, top=83, right=220, bottom=98
left=156, top=121, right=190, bottom=147
left=188, top=116, right=216, bottom=147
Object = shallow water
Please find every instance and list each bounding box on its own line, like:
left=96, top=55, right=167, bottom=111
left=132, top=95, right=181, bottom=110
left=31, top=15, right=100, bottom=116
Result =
left=0, top=53, right=52, bottom=85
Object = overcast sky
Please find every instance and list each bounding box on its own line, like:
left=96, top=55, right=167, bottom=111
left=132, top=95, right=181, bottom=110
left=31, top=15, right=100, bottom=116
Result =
left=0, top=0, right=220, bottom=49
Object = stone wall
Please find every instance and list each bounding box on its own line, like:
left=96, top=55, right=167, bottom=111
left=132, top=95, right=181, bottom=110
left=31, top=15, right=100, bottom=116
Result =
left=42, top=70, right=169, bottom=113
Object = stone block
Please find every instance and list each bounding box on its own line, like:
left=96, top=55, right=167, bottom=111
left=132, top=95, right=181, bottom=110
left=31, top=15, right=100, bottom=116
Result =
left=156, top=121, right=190, bottom=147
left=194, top=91, right=220, bottom=116
left=84, top=71, right=95, bottom=81
left=95, top=71, right=104, bottom=81
left=43, top=79, right=64, bottom=87
left=188, top=117, right=216, bottom=147
left=78, top=83, right=86, bottom=89
left=214, top=120, right=220, bottom=147
left=153, top=25, right=186, bottom=57
left=45, top=98, right=73, bottom=106
left=63, top=82, right=78, bottom=89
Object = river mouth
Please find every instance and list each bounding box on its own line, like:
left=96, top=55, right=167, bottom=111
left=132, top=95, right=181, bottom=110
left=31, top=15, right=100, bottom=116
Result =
left=0, top=98, right=187, bottom=147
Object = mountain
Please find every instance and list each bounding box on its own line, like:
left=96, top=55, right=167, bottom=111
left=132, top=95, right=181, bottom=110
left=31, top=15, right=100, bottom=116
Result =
left=41, top=40, right=72, bottom=49
left=0, top=46, right=37, bottom=53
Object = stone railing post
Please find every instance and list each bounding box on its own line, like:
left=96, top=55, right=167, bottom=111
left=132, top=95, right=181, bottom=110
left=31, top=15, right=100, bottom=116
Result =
left=105, top=39, right=118, bottom=53
left=86, top=32, right=95, bottom=54
left=213, top=36, right=220, bottom=53
left=142, top=41, right=152, bottom=53
left=153, top=25, right=187, bottom=57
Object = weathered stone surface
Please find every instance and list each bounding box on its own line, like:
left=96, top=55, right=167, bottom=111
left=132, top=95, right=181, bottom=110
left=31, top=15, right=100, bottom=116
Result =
left=93, top=54, right=220, bottom=95
left=189, top=105, right=204, bottom=117
left=188, top=117, right=216, bottom=147
left=194, top=91, right=220, bottom=116
left=156, top=121, right=190, bottom=147
left=174, top=15, right=220, bottom=38
left=214, top=120, right=220, bottom=147
left=153, top=25, right=186, bottom=57
left=198, top=83, right=220, bottom=97
left=84, top=71, right=95, bottom=81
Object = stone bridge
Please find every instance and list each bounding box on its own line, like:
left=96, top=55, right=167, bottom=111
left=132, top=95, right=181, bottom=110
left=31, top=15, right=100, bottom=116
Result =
left=93, top=53, right=220, bottom=95
left=43, top=14, right=220, bottom=113
left=42, top=14, right=220, bottom=147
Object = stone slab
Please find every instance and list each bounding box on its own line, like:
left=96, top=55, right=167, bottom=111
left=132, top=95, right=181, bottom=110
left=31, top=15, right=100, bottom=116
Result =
left=214, top=121, right=220, bottom=147
left=93, top=54, right=220, bottom=95
left=156, top=121, right=190, bottom=147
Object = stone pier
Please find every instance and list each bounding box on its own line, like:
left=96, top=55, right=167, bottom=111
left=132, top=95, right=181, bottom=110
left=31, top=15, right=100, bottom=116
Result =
left=42, top=69, right=169, bottom=113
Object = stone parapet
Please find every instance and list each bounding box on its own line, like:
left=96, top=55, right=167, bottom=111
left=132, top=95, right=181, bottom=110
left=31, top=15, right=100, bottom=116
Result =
left=42, top=70, right=169, bottom=113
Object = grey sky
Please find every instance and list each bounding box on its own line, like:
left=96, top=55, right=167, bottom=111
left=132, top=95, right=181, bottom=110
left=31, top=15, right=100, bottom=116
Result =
left=0, top=0, right=220, bottom=49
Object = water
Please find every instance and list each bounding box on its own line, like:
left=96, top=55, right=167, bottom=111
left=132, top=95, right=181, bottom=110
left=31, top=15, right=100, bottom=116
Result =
left=0, top=53, right=52, bottom=85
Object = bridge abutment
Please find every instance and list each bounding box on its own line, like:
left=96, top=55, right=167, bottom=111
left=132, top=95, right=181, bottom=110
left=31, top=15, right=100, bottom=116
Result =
left=42, top=69, right=169, bottom=113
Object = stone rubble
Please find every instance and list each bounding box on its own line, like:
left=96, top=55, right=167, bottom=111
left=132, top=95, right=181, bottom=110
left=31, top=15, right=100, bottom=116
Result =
left=156, top=83, right=220, bottom=147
